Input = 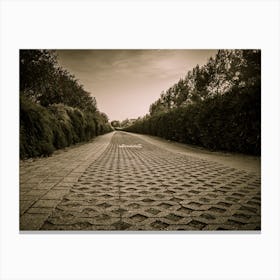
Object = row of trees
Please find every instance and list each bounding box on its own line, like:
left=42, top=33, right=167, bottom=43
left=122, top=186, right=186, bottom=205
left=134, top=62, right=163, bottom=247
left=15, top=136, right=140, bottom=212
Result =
left=125, top=50, right=261, bottom=155
left=149, top=50, right=260, bottom=115
left=111, top=118, right=137, bottom=129
left=20, top=50, right=99, bottom=111
left=20, top=50, right=112, bottom=159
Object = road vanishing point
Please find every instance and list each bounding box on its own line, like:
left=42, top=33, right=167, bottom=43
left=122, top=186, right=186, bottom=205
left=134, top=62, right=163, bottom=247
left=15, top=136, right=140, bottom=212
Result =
left=20, top=131, right=261, bottom=231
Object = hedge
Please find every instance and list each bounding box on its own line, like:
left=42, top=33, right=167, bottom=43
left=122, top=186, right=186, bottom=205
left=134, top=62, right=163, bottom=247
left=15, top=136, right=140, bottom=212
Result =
left=125, top=86, right=260, bottom=155
left=20, top=96, right=112, bottom=159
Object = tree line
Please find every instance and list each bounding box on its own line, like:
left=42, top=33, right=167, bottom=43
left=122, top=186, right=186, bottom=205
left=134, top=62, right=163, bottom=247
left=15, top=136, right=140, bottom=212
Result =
left=20, top=50, right=112, bottom=159
left=125, top=50, right=261, bottom=155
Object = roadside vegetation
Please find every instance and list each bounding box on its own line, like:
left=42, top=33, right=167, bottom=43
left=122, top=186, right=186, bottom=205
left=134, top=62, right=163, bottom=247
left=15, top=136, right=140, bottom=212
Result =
left=20, top=50, right=112, bottom=159
left=125, top=50, right=261, bottom=155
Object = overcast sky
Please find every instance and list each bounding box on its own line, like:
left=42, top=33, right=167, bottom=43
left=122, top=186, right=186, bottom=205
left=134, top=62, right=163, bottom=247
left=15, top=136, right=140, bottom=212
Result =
left=56, top=50, right=217, bottom=121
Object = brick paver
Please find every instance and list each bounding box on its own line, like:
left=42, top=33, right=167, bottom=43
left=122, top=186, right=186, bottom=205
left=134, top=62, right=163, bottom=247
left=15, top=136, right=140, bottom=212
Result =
left=20, top=132, right=114, bottom=230
left=20, top=131, right=261, bottom=231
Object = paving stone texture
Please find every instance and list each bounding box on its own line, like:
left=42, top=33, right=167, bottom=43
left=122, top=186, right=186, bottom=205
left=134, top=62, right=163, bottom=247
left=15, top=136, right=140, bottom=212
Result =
left=20, top=131, right=261, bottom=231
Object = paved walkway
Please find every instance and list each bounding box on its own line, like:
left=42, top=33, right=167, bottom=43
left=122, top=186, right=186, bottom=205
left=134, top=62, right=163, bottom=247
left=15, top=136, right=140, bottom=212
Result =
left=20, top=131, right=261, bottom=231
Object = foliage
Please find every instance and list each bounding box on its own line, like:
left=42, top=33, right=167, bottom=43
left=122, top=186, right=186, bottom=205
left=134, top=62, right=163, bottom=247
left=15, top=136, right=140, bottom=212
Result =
left=20, top=50, right=112, bottom=159
left=126, top=50, right=261, bottom=155
left=148, top=50, right=260, bottom=116
left=20, top=96, right=55, bottom=158
left=111, top=120, right=121, bottom=128
left=20, top=50, right=97, bottom=111
left=20, top=97, right=112, bottom=159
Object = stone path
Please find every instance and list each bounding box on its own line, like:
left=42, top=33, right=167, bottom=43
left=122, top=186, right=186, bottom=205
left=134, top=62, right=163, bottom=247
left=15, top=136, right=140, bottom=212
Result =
left=20, top=132, right=113, bottom=230
left=20, top=131, right=261, bottom=231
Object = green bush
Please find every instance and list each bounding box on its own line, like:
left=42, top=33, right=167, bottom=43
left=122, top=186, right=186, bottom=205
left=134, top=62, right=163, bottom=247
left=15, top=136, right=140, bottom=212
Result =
left=126, top=86, right=260, bottom=155
left=48, top=104, right=74, bottom=147
left=83, top=112, right=96, bottom=140
left=66, top=107, right=85, bottom=143
left=20, top=97, right=112, bottom=159
left=20, top=96, right=55, bottom=158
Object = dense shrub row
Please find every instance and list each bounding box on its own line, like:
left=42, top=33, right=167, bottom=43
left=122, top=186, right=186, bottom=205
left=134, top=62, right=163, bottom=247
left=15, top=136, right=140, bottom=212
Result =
left=125, top=50, right=260, bottom=155
left=20, top=50, right=113, bottom=159
left=20, top=96, right=112, bottom=159
left=125, top=85, right=260, bottom=155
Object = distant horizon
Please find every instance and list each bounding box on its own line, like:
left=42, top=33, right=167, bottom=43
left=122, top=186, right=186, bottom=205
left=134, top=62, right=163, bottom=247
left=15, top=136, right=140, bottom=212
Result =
left=57, top=49, right=217, bottom=121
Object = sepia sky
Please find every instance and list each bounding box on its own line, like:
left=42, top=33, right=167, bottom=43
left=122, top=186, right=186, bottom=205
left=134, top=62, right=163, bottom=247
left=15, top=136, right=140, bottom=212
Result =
left=56, top=50, right=217, bottom=121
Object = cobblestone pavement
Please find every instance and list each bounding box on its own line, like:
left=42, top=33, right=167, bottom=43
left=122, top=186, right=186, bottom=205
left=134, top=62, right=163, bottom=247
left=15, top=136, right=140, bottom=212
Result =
left=20, top=131, right=261, bottom=231
left=20, top=132, right=113, bottom=230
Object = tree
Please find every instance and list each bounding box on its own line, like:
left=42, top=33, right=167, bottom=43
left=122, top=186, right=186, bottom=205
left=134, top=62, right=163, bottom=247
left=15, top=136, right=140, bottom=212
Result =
left=20, top=50, right=98, bottom=112
left=111, top=120, right=121, bottom=128
left=125, top=49, right=261, bottom=155
left=20, top=50, right=58, bottom=101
